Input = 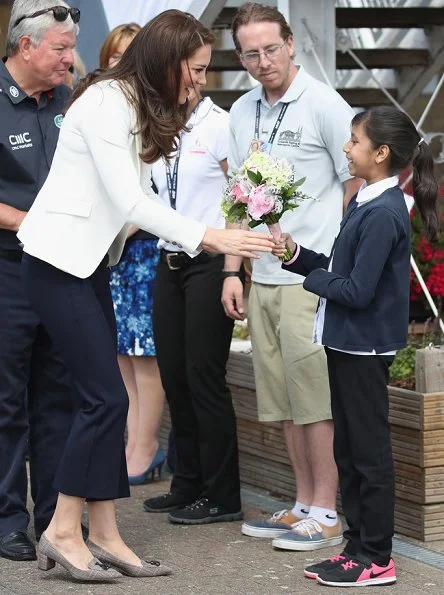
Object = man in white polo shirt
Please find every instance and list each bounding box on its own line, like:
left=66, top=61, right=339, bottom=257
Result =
left=222, top=2, right=360, bottom=551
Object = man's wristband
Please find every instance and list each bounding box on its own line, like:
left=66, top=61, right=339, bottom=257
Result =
left=222, top=271, right=241, bottom=279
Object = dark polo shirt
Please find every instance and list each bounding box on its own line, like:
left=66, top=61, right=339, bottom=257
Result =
left=0, top=59, right=71, bottom=250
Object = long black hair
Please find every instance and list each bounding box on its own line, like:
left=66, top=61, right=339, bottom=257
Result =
left=352, top=106, right=440, bottom=242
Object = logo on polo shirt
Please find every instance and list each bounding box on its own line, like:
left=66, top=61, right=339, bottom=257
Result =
left=54, top=114, right=64, bottom=128
left=9, top=85, right=20, bottom=98
left=277, top=126, right=303, bottom=148
left=189, top=137, right=206, bottom=155
left=9, top=131, right=33, bottom=150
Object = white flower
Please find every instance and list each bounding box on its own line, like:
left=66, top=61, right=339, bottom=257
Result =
left=273, top=198, right=284, bottom=214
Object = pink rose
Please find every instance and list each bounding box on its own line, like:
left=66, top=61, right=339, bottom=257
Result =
left=247, top=185, right=276, bottom=220
left=231, top=179, right=251, bottom=204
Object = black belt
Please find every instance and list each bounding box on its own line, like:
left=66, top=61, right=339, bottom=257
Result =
left=160, top=250, right=218, bottom=271
left=0, top=249, right=23, bottom=261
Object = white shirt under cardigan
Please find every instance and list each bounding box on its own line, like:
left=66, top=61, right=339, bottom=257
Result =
left=313, top=176, right=399, bottom=356
left=152, top=97, right=228, bottom=252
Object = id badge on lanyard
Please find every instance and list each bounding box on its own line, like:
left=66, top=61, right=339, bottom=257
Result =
left=248, top=100, right=289, bottom=155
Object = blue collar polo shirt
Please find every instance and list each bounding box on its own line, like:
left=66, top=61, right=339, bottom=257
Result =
left=0, top=58, right=71, bottom=250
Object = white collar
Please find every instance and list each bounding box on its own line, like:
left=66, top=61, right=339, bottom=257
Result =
left=186, top=96, right=213, bottom=129
left=249, top=64, right=308, bottom=106
left=356, top=176, right=399, bottom=204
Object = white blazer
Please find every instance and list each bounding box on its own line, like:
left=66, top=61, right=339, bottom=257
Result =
left=18, top=81, right=206, bottom=279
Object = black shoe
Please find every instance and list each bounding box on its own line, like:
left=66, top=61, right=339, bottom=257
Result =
left=143, top=491, right=195, bottom=513
left=168, top=497, right=243, bottom=525
left=35, top=523, right=89, bottom=542
left=304, top=552, right=351, bottom=579
left=0, top=532, right=37, bottom=561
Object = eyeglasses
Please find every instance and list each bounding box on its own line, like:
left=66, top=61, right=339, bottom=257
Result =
left=240, top=42, right=287, bottom=64
left=14, top=6, right=81, bottom=28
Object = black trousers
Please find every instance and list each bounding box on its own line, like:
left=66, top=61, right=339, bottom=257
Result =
left=21, top=254, right=129, bottom=500
left=0, top=255, right=73, bottom=537
left=153, top=255, right=241, bottom=512
left=325, top=348, right=395, bottom=565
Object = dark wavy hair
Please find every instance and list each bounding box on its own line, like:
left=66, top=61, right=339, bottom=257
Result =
left=352, top=106, right=440, bottom=242
left=68, top=10, right=214, bottom=164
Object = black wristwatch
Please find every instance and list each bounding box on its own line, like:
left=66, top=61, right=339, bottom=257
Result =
left=221, top=271, right=241, bottom=279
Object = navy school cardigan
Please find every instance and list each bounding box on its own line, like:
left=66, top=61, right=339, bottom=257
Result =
left=284, top=186, right=411, bottom=353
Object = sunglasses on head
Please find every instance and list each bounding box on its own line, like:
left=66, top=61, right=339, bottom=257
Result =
left=14, top=6, right=80, bottom=28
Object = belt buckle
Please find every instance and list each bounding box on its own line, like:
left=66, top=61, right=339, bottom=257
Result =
left=166, top=252, right=182, bottom=271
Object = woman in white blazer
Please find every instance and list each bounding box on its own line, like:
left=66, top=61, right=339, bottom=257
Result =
left=18, top=10, right=274, bottom=582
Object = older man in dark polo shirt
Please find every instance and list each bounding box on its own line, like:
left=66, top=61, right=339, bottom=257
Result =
left=0, top=0, right=79, bottom=561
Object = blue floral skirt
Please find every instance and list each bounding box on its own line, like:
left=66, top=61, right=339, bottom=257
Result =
left=109, top=239, right=160, bottom=356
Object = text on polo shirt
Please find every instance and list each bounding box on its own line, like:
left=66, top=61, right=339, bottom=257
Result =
left=9, top=132, right=33, bottom=150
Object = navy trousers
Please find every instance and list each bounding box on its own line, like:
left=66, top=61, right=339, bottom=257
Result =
left=153, top=255, right=241, bottom=512
left=21, top=254, right=129, bottom=500
left=0, top=255, right=73, bottom=538
left=325, top=348, right=395, bottom=565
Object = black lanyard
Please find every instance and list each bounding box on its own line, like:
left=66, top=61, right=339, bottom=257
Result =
left=254, top=100, right=289, bottom=144
left=166, top=98, right=205, bottom=209
left=165, top=142, right=181, bottom=210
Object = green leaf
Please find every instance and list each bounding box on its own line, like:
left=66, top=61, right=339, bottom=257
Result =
left=228, top=204, right=246, bottom=219
left=282, top=203, right=299, bottom=213
left=293, top=177, right=306, bottom=187
left=247, top=169, right=262, bottom=185
left=283, top=184, right=298, bottom=198
left=248, top=219, right=263, bottom=228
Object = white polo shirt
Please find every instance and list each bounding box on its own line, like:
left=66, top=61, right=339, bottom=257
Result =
left=229, top=65, right=354, bottom=285
left=152, top=97, right=228, bottom=252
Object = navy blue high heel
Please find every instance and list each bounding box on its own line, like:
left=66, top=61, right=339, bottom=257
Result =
left=128, top=447, right=166, bottom=486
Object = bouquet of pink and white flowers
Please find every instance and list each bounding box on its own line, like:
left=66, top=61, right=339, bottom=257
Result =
left=221, top=151, right=312, bottom=261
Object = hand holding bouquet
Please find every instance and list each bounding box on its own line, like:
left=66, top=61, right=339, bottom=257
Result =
left=221, top=151, right=312, bottom=261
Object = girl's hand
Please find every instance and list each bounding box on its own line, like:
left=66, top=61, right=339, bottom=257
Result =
left=271, top=232, right=296, bottom=258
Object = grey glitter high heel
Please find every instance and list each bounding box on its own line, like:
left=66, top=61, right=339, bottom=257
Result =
left=38, top=533, right=122, bottom=581
left=87, top=539, right=172, bottom=577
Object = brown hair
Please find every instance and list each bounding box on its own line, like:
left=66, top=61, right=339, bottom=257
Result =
left=99, top=23, right=141, bottom=69
left=232, top=2, right=293, bottom=52
left=69, top=10, right=214, bottom=164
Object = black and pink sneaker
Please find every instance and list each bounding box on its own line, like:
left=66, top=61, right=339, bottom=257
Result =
left=304, top=552, right=351, bottom=579
left=316, top=557, right=396, bottom=587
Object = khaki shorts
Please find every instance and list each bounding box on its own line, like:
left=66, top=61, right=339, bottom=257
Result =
left=248, top=283, right=332, bottom=425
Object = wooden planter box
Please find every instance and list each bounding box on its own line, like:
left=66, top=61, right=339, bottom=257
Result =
left=158, top=350, right=444, bottom=541
left=225, top=352, right=444, bottom=542
left=388, top=385, right=444, bottom=541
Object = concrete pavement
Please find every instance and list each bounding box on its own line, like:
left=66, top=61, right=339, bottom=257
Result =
left=1, top=476, right=443, bottom=594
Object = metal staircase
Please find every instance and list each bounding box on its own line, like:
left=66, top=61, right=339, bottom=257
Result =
left=201, top=1, right=444, bottom=110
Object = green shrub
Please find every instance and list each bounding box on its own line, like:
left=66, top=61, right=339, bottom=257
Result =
left=389, top=342, right=417, bottom=389
left=232, top=319, right=250, bottom=340
left=389, top=330, right=442, bottom=390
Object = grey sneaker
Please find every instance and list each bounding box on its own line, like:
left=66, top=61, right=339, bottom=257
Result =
left=272, top=518, right=343, bottom=551
left=241, top=509, right=303, bottom=539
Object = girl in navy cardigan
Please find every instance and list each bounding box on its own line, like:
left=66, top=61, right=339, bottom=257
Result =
left=273, top=107, right=439, bottom=588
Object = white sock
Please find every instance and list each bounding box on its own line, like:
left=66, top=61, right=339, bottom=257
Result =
left=309, top=505, right=338, bottom=527
left=291, top=501, right=310, bottom=519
